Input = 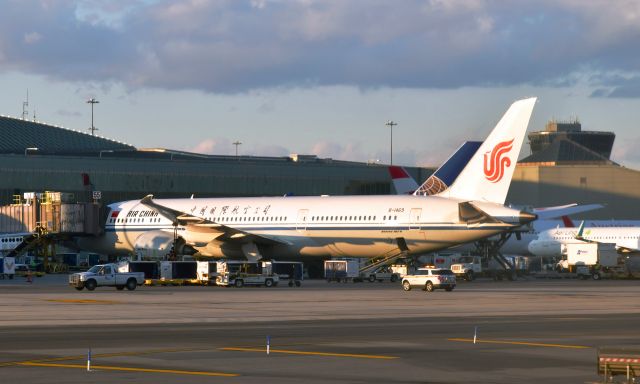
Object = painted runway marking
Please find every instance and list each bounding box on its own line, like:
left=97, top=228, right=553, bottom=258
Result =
left=448, top=338, right=590, bottom=349
left=0, top=347, right=206, bottom=367
left=45, top=299, right=121, bottom=304
left=221, top=347, right=398, bottom=359
left=17, top=362, right=239, bottom=377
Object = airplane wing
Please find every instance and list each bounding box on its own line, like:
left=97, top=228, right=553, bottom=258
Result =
left=534, top=203, right=604, bottom=220
left=140, top=195, right=288, bottom=245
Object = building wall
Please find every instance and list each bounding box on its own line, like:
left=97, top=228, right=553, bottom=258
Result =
left=509, top=164, right=640, bottom=219
left=0, top=154, right=433, bottom=205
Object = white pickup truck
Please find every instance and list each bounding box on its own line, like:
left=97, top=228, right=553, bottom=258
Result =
left=401, top=267, right=456, bottom=292
left=69, top=263, right=145, bottom=291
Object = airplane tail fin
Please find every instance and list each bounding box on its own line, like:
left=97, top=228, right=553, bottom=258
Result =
left=388, top=166, right=420, bottom=195
left=414, top=141, right=482, bottom=196
left=437, top=97, right=536, bottom=204
left=561, top=215, right=575, bottom=227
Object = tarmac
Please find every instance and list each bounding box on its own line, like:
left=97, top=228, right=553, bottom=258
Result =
left=0, top=274, right=639, bottom=383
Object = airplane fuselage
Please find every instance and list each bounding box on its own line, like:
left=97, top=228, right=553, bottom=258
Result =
left=78, top=195, right=527, bottom=259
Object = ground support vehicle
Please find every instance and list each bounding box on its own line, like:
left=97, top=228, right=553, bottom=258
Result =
left=68, top=263, right=145, bottom=291
left=216, top=260, right=279, bottom=287
left=324, top=259, right=361, bottom=282
left=450, top=256, right=482, bottom=281
left=196, top=261, right=218, bottom=285
left=364, top=268, right=400, bottom=283
left=0, top=256, right=15, bottom=279
left=401, top=267, right=456, bottom=292
left=268, top=261, right=303, bottom=287
left=556, top=243, right=621, bottom=280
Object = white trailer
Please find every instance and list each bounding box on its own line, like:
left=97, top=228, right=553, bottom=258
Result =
left=0, top=256, right=16, bottom=279
left=564, top=243, right=620, bottom=280
left=196, top=261, right=218, bottom=284
left=324, top=259, right=360, bottom=282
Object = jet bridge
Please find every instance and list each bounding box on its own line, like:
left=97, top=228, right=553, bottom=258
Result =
left=0, top=192, right=102, bottom=272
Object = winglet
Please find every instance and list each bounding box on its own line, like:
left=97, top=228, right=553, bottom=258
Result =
left=141, top=194, right=154, bottom=204
left=576, top=220, right=585, bottom=239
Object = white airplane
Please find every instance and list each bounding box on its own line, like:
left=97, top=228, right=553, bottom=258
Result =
left=528, top=220, right=640, bottom=257
left=78, top=98, right=538, bottom=260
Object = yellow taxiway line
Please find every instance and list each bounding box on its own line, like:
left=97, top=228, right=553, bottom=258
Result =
left=221, top=347, right=398, bottom=359
left=0, top=347, right=207, bottom=368
left=448, top=338, right=590, bottom=349
left=17, top=362, right=239, bottom=377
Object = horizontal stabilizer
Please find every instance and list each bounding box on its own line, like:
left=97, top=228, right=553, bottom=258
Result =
left=458, top=202, right=501, bottom=225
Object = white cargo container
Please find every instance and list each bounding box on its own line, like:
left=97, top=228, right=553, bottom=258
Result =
left=196, top=261, right=218, bottom=283
left=324, top=259, right=360, bottom=282
left=565, top=243, right=620, bottom=280
left=0, top=256, right=16, bottom=279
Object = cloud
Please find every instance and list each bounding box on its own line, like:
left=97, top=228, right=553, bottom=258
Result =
left=23, top=32, right=41, bottom=44
left=190, top=138, right=232, bottom=155
left=2, top=1, right=640, bottom=94
left=311, top=140, right=368, bottom=162
left=612, top=136, right=640, bottom=168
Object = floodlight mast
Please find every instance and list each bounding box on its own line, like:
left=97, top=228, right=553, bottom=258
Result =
left=87, top=98, right=99, bottom=136
left=233, top=141, right=242, bottom=158
left=385, top=120, right=397, bottom=165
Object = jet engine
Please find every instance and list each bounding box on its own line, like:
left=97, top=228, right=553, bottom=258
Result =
left=133, top=230, right=196, bottom=258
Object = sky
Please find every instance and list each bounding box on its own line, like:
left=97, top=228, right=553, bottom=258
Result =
left=1, top=0, right=640, bottom=168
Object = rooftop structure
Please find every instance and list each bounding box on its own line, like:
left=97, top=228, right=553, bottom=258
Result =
left=0, top=115, right=134, bottom=154
left=521, top=119, right=616, bottom=165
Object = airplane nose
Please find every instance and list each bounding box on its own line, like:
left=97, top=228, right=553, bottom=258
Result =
left=518, top=211, right=537, bottom=225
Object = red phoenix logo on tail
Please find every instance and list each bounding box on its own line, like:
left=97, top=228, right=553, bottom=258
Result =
left=483, top=139, right=514, bottom=183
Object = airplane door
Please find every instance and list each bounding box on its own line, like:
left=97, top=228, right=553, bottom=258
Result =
left=409, top=208, right=422, bottom=230
left=296, top=209, right=309, bottom=231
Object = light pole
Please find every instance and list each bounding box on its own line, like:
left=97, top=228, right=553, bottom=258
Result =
left=385, top=120, right=397, bottom=165
left=87, top=98, right=99, bottom=136
left=24, top=147, right=38, bottom=156
left=233, top=141, right=242, bottom=158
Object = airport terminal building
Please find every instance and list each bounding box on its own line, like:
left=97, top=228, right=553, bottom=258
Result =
left=1, top=114, right=639, bottom=220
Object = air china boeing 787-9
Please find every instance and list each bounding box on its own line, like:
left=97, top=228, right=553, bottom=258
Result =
left=78, top=98, right=538, bottom=261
